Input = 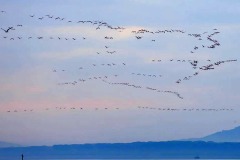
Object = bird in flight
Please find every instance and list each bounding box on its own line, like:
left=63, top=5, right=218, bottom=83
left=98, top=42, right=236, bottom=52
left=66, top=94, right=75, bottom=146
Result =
left=1, top=27, right=15, bottom=33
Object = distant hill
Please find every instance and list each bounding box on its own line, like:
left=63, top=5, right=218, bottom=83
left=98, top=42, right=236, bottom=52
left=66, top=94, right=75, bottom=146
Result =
left=187, top=126, right=240, bottom=142
left=0, top=141, right=20, bottom=148
left=0, top=141, right=240, bottom=159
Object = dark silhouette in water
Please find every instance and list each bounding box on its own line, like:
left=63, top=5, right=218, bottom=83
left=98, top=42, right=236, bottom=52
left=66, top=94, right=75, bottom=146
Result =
left=194, top=155, right=200, bottom=159
left=21, top=154, right=24, bottom=160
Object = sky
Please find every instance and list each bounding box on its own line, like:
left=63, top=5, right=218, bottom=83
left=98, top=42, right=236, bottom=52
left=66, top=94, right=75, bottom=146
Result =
left=0, top=0, right=240, bottom=146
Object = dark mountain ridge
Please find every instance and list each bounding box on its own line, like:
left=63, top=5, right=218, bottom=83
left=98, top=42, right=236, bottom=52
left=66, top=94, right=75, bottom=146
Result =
left=0, top=141, right=20, bottom=148
left=187, top=126, right=240, bottom=142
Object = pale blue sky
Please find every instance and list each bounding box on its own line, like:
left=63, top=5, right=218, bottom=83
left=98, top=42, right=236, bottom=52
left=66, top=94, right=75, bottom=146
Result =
left=0, top=0, right=240, bottom=146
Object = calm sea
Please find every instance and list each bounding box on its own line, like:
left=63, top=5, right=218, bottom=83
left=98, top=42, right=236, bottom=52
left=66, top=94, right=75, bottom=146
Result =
left=33, top=159, right=240, bottom=160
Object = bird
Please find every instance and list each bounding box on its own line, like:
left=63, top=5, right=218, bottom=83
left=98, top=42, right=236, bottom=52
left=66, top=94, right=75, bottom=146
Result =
left=135, top=36, right=142, bottom=39
left=1, top=27, right=15, bottom=33
left=106, top=51, right=116, bottom=54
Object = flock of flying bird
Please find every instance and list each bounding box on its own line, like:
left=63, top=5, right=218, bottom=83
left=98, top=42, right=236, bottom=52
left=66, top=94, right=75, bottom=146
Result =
left=5, top=106, right=234, bottom=113
left=137, top=106, right=234, bottom=112
left=32, top=14, right=125, bottom=31
left=1, top=12, right=221, bottom=55
left=55, top=58, right=237, bottom=86
left=101, top=79, right=183, bottom=99
left=175, top=59, right=237, bottom=84
left=1, top=10, right=238, bottom=113
left=5, top=107, right=121, bottom=113
left=150, top=58, right=237, bottom=84
left=0, top=28, right=221, bottom=54
left=53, top=62, right=127, bottom=73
